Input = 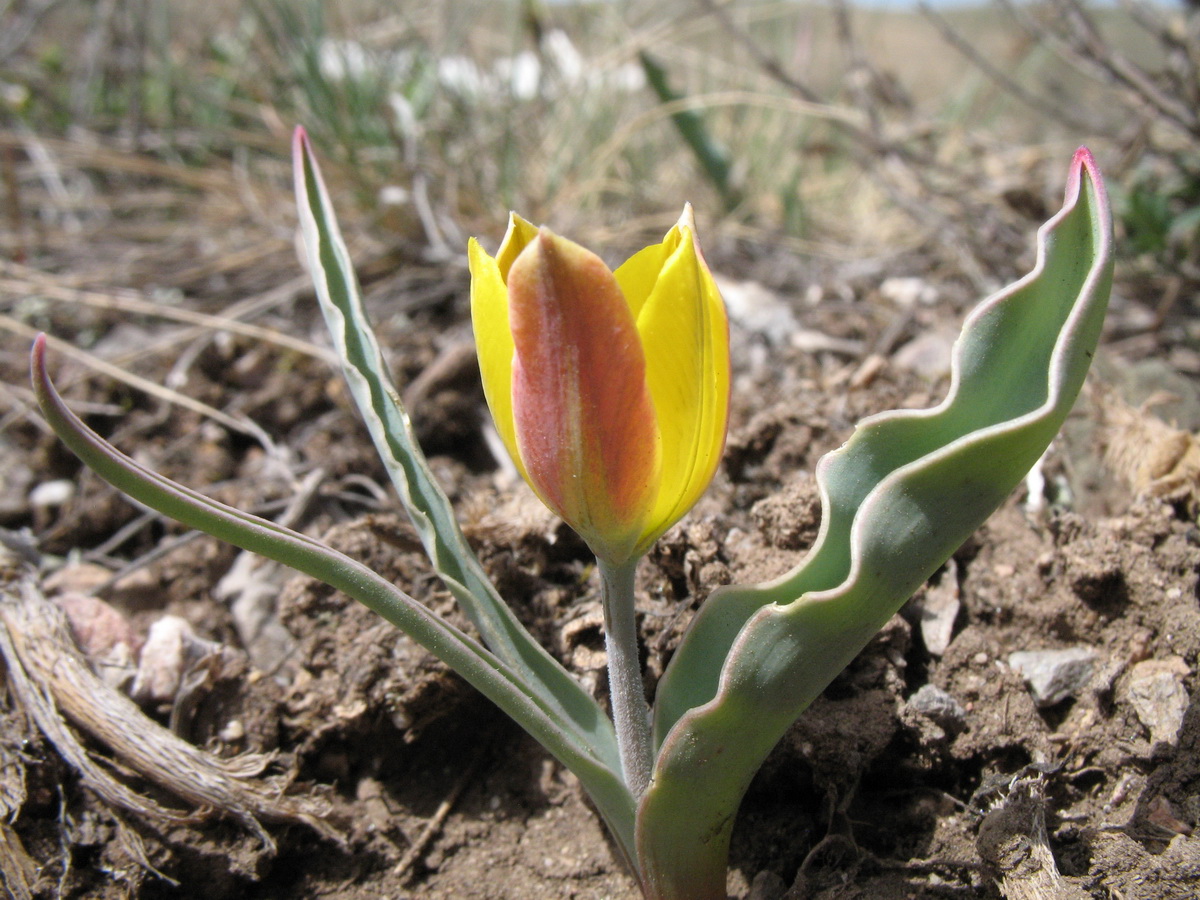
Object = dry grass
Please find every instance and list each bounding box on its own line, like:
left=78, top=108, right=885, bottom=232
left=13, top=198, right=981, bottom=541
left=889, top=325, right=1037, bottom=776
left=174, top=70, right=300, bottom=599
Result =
left=1, top=1, right=1172, bottom=237
left=0, top=0, right=1194, bottom=387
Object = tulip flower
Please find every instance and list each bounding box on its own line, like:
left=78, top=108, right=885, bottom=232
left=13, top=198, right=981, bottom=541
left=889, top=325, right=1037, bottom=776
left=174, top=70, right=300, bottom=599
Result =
left=468, top=207, right=730, bottom=568
left=468, top=206, right=730, bottom=795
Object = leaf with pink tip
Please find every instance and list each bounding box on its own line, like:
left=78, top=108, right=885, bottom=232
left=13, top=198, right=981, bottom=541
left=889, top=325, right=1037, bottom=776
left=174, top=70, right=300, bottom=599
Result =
left=637, top=149, right=1114, bottom=900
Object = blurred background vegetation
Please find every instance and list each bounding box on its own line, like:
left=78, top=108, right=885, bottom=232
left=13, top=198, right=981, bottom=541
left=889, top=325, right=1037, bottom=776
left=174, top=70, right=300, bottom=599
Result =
left=0, top=0, right=1196, bottom=341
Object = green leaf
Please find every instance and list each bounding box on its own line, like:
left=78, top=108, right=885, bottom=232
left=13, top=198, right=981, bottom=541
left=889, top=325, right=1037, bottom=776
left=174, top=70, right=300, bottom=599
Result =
left=637, top=149, right=1113, bottom=900
left=29, top=336, right=635, bottom=861
left=639, top=51, right=741, bottom=213
left=292, top=130, right=618, bottom=759
left=291, top=129, right=635, bottom=858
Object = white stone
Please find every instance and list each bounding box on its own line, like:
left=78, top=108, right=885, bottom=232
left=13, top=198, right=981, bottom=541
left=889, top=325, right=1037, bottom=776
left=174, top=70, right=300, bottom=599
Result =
left=1008, top=647, right=1099, bottom=707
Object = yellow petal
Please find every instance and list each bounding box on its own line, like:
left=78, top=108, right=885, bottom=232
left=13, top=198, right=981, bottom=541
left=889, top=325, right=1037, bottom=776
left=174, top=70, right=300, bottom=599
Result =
left=468, top=235, right=526, bottom=483
left=613, top=229, right=675, bottom=322
left=507, top=228, right=662, bottom=563
left=495, top=212, right=540, bottom=283
left=626, top=207, right=730, bottom=553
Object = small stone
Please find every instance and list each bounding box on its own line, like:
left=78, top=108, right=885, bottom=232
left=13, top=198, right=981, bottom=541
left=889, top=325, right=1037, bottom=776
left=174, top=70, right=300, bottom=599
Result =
left=1123, top=657, right=1190, bottom=746
left=132, top=616, right=192, bottom=704
left=880, top=276, right=938, bottom=308
left=389, top=708, right=413, bottom=731
left=29, top=479, right=74, bottom=508
left=907, top=684, right=967, bottom=728
left=54, top=591, right=140, bottom=690
left=1008, top=647, right=1099, bottom=707
left=913, top=559, right=960, bottom=656
left=131, top=615, right=222, bottom=705
left=717, top=276, right=798, bottom=345
left=377, top=184, right=409, bottom=205
left=1144, top=796, right=1193, bottom=836
left=893, top=328, right=957, bottom=381
left=747, top=870, right=788, bottom=900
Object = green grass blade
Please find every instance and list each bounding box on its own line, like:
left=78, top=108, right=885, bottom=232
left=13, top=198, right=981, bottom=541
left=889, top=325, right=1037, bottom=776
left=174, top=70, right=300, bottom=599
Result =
left=638, top=51, right=741, bottom=213
left=638, top=149, right=1113, bottom=900
left=291, top=129, right=623, bottom=780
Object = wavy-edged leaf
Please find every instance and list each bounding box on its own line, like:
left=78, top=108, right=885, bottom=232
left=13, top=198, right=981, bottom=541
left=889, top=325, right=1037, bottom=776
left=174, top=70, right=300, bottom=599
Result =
left=637, top=149, right=1113, bottom=900
left=291, top=130, right=623, bottom=780
left=29, top=336, right=637, bottom=862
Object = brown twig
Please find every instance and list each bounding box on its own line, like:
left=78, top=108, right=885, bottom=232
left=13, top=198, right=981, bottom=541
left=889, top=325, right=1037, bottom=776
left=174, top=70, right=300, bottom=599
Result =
left=0, top=561, right=344, bottom=862
left=0, top=261, right=338, bottom=366
left=917, top=2, right=1094, bottom=132
left=393, top=747, right=487, bottom=881
left=0, top=314, right=278, bottom=447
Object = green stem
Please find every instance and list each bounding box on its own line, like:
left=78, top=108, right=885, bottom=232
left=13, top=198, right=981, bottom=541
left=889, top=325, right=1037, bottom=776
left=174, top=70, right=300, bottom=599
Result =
left=599, top=557, right=652, bottom=798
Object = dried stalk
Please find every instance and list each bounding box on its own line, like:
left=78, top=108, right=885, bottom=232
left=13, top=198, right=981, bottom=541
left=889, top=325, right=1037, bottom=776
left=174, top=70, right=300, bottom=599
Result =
left=0, top=560, right=343, bottom=869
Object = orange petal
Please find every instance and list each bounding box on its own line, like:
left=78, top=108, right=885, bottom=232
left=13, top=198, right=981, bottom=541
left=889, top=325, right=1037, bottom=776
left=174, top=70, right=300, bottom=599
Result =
left=507, top=229, right=661, bottom=563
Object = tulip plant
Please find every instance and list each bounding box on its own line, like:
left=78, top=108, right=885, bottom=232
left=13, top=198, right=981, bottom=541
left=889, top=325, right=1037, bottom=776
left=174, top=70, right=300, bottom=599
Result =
left=31, top=131, right=1112, bottom=899
left=469, top=205, right=729, bottom=798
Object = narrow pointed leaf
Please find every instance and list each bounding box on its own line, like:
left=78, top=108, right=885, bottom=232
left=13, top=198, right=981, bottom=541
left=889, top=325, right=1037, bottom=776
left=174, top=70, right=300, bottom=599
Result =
left=30, top=336, right=636, bottom=860
left=638, top=149, right=1113, bottom=900
left=292, top=130, right=624, bottom=782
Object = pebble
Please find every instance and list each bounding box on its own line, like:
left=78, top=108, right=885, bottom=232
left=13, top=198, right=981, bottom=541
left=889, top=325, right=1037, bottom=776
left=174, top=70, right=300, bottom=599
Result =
left=1144, top=796, right=1193, bottom=836
left=1008, top=646, right=1099, bottom=707
left=29, top=479, right=74, bottom=509
left=1123, top=657, right=1190, bottom=746
left=880, top=276, right=939, bottom=308
left=54, top=591, right=140, bottom=690
left=907, top=684, right=967, bottom=728
left=914, top=559, right=960, bottom=656
left=893, top=328, right=957, bottom=381
left=716, top=276, right=798, bottom=345
left=131, top=616, right=191, bottom=703
left=130, top=615, right=220, bottom=705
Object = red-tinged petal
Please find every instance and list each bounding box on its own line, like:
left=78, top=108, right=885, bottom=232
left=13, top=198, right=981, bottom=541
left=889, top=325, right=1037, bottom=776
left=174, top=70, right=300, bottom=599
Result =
left=507, top=229, right=662, bottom=563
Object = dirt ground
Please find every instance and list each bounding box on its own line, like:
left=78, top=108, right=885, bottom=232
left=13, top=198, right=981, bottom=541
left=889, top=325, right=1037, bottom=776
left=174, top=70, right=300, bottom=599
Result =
left=2, top=173, right=1200, bottom=900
